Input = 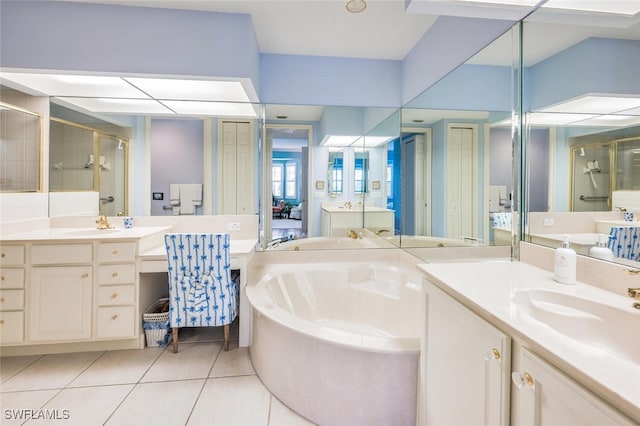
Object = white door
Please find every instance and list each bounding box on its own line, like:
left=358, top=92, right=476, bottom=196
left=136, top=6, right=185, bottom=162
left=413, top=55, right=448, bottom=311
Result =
left=219, top=121, right=254, bottom=215
left=447, top=125, right=476, bottom=239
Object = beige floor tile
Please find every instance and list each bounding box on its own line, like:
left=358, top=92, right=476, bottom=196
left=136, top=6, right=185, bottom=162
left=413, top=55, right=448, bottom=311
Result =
left=0, top=355, right=42, bottom=384
left=0, top=389, right=60, bottom=426
left=209, top=346, right=255, bottom=378
left=269, top=396, right=317, bottom=426
left=106, top=379, right=204, bottom=426
left=69, top=347, right=164, bottom=387
left=27, top=384, right=133, bottom=426
left=187, top=376, right=270, bottom=425
left=141, top=343, right=220, bottom=382
left=1, top=352, right=102, bottom=392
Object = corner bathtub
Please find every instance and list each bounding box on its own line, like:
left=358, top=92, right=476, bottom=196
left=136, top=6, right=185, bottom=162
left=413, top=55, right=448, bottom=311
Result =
left=268, top=235, right=395, bottom=250
left=246, top=262, right=421, bottom=426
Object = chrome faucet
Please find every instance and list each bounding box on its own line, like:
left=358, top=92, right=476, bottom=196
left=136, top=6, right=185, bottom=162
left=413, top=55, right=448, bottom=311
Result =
left=96, top=214, right=113, bottom=230
left=628, top=288, right=640, bottom=299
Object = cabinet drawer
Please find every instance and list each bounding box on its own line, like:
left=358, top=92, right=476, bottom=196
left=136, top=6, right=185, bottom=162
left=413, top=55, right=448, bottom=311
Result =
left=0, top=245, right=25, bottom=265
left=0, top=311, right=24, bottom=344
left=97, top=243, right=136, bottom=263
left=32, top=244, right=92, bottom=265
left=96, top=306, right=135, bottom=338
left=0, top=289, right=24, bottom=311
left=0, top=268, right=25, bottom=289
left=97, top=285, right=135, bottom=306
left=97, top=264, right=135, bottom=285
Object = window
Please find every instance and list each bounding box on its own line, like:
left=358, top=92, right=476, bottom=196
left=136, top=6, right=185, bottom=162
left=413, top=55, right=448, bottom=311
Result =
left=272, top=159, right=298, bottom=200
left=285, top=162, right=297, bottom=198
left=272, top=164, right=283, bottom=198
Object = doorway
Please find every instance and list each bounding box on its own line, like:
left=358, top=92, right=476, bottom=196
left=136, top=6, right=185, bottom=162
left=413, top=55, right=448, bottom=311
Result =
left=265, top=125, right=312, bottom=245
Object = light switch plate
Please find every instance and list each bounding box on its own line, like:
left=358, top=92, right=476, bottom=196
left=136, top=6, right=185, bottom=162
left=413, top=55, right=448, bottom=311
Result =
left=543, top=218, right=554, bottom=226
left=229, top=222, right=241, bottom=231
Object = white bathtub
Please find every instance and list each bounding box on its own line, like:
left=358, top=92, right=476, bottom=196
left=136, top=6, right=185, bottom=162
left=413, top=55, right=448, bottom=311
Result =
left=268, top=235, right=396, bottom=250
left=246, top=261, right=421, bottom=426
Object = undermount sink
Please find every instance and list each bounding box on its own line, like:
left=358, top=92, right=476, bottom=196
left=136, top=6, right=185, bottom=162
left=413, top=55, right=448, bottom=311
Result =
left=513, top=288, right=640, bottom=364
left=62, top=228, right=123, bottom=236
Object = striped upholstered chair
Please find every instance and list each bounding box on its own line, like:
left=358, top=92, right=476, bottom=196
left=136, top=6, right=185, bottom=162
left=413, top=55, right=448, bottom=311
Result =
left=164, top=233, right=239, bottom=353
left=607, top=226, right=640, bottom=261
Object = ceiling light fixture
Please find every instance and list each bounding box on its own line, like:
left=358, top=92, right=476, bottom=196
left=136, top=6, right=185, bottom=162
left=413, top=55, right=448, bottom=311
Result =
left=346, top=0, right=367, bottom=13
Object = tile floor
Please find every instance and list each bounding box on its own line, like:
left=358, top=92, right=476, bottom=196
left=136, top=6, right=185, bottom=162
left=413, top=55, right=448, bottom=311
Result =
left=0, top=323, right=316, bottom=426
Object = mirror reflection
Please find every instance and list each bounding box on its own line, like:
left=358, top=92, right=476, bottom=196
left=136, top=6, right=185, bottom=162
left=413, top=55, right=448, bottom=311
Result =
left=0, top=101, right=42, bottom=192
left=327, top=150, right=344, bottom=195
left=522, top=8, right=640, bottom=266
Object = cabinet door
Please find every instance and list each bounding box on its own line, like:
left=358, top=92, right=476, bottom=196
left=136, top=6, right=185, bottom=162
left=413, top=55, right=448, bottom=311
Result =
left=424, top=282, right=511, bottom=426
left=513, top=348, right=635, bottom=426
left=29, top=266, right=92, bottom=342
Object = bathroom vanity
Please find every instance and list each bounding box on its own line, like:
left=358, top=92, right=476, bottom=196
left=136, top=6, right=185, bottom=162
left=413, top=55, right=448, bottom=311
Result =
left=321, top=204, right=394, bottom=237
left=0, top=218, right=258, bottom=355
left=418, top=261, right=639, bottom=425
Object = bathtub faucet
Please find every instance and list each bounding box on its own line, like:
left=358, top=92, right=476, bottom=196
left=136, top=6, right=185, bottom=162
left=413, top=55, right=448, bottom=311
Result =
left=628, top=288, right=640, bottom=299
left=375, top=229, right=390, bottom=236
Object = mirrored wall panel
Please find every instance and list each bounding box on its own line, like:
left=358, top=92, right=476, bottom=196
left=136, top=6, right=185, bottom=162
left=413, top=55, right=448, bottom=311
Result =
left=522, top=7, right=640, bottom=266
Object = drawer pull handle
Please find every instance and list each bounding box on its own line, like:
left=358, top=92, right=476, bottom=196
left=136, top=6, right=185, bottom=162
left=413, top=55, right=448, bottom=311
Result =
left=112, top=272, right=119, bottom=278
left=1, top=276, right=4, bottom=281
left=111, top=314, right=118, bottom=321
left=1, top=253, right=5, bottom=258
left=112, top=250, right=119, bottom=256
left=82, top=273, right=89, bottom=278
left=0, top=320, right=4, bottom=325
left=111, top=293, right=118, bottom=299
left=0, top=298, right=4, bottom=303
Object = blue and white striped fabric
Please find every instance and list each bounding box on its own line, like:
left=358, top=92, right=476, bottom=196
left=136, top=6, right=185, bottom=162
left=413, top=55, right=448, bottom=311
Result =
left=165, top=233, right=238, bottom=329
left=607, top=226, right=640, bottom=261
left=492, top=212, right=511, bottom=229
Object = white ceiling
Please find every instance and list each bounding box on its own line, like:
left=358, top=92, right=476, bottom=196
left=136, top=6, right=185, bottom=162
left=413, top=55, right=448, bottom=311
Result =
left=53, top=0, right=439, bottom=60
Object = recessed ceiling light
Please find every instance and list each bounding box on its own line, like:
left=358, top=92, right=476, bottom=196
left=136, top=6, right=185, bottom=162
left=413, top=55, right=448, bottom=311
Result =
left=124, top=78, right=251, bottom=102
left=55, top=97, right=173, bottom=114
left=162, top=100, right=258, bottom=118
left=539, top=95, right=640, bottom=115
left=346, top=0, right=367, bottom=13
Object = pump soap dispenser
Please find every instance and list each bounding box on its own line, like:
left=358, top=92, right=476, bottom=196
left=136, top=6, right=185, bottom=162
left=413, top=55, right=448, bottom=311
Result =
left=554, top=234, right=576, bottom=285
left=589, top=234, right=614, bottom=261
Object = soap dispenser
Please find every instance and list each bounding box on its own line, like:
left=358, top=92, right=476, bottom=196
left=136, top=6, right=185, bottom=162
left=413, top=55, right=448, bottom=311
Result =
left=554, top=235, right=576, bottom=285
left=589, top=234, right=614, bottom=261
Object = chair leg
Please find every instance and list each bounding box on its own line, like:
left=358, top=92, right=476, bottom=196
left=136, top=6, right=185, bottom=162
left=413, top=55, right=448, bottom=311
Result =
left=223, top=324, right=230, bottom=351
left=172, top=327, right=179, bottom=353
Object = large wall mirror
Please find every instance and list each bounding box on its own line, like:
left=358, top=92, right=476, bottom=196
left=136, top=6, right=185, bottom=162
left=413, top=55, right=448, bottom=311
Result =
left=397, top=23, right=519, bottom=254
left=522, top=7, right=640, bottom=266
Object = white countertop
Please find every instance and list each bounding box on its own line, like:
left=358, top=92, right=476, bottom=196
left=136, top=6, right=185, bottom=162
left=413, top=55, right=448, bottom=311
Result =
left=139, top=238, right=258, bottom=260
left=418, top=260, right=640, bottom=423
left=0, top=226, right=172, bottom=242
left=321, top=206, right=392, bottom=213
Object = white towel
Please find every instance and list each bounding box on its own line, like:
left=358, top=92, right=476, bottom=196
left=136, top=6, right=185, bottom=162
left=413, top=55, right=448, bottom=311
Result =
left=170, top=184, right=181, bottom=206
left=179, top=184, right=202, bottom=215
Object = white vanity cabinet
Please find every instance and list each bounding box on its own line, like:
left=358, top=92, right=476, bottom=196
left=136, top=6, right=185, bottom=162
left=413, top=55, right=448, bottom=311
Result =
left=321, top=207, right=394, bottom=237
left=512, top=347, right=636, bottom=426
left=29, top=244, right=93, bottom=342
left=0, top=245, right=26, bottom=344
left=95, top=242, right=137, bottom=338
left=423, top=281, right=511, bottom=426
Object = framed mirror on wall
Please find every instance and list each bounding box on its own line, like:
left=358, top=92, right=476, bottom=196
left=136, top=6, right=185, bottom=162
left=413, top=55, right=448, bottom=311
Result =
left=522, top=7, right=640, bottom=265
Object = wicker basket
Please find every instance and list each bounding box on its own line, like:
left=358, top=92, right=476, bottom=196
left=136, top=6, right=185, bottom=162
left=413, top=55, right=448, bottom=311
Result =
left=143, top=298, right=171, bottom=347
